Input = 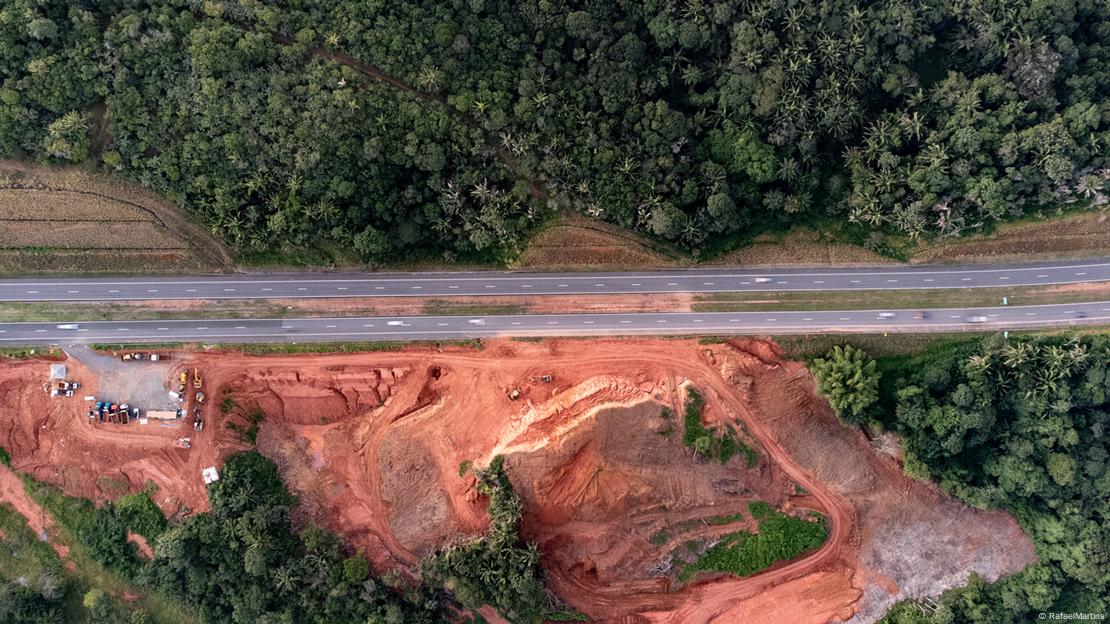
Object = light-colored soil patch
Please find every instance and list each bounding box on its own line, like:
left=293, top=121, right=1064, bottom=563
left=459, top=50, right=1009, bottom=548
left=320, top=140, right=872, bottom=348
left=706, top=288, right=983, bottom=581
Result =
left=713, top=227, right=894, bottom=267
left=0, top=161, right=231, bottom=274
left=516, top=213, right=686, bottom=269
left=910, top=211, right=1110, bottom=263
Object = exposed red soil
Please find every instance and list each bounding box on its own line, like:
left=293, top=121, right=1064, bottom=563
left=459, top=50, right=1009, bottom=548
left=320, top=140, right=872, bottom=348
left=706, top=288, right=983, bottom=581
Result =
left=0, top=339, right=1035, bottom=622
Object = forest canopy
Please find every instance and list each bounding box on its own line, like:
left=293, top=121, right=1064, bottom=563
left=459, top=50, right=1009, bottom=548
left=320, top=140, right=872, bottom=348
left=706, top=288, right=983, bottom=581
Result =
left=876, top=335, right=1110, bottom=623
left=2, top=0, right=1108, bottom=262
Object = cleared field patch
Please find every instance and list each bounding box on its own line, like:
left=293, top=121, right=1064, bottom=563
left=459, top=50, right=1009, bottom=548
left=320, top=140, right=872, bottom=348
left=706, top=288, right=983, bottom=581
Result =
left=2, top=221, right=184, bottom=249
left=0, top=161, right=230, bottom=274
left=0, top=188, right=152, bottom=221
left=516, top=213, right=686, bottom=269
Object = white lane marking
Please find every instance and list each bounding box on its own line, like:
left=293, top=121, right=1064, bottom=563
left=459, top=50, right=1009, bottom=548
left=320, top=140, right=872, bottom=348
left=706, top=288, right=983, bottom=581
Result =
left=741, top=281, right=751, bottom=285
left=35, top=329, right=46, bottom=333
left=1065, top=310, right=1076, bottom=314
left=362, top=324, right=374, bottom=327
left=522, top=284, right=532, bottom=288
left=839, top=317, right=850, bottom=321
left=511, top=321, right=522, bottom=325
left=584, top=320, right=595, bottom=324
left=693, top=319, right=703, bottom=323
left=158, top=328, right=168, bottom=331
left=67, top=290, right=79, bottom=293
left=547, top=321, right=558, bottom=325
left=0, top=330, right=5, bottom=333
left=776, top=281, right=788, bottom=284
left=118, top=328, right=129, bottom=331
left=803, top=317, right=813, bottom=321
left=336, top=287, right=348, bottom=290
left=631, top=283, right=641, bottom=286
left=558, top=284, right=568, bottom=287
left=813, top=280, right=824, bottom=284
left=223, top=288, right=235, bottom=291
left=108, top=290, right=119, bottom=293
left=235, top=326, right=246, bottom=329
left=375, top=286, right=385, bottom=290
left=950, top=315, right=961, bottom=319
left=412, top=286, right=423, bottom=290
left=594, top=283, right=605, bottom=287
left=729, top=319, right=740, bottom=322
left=262, top=288, right=272, bottom=291
left=297, top=287, right=306, bottom=291
left=1038, top=274, right=1048, bottom=278
left=196, top=326, right=207, bottom=330
left=656, top=320, right=667, bottom=323
left=448, top=285, right=459, bottom=289
left=923, top=278, right=935, bottom=282
left=26, top=290, right=38, bottom=294
left=850, top=280, right=861, bottom=284
left=1025, top=313, right=1037, bottom=316
left=147, top=289, right=158, bottom=293
left=484, top=285, right=495, bottom=288
left=998, top=276, right=1009, bottom=280
left=704, top=282, right=715, bottom=286
left=186, top=289, right=196, bottom=292
left=961, top=278, right=972, bottom=281
left=1076, top=272, right=1087, bottom=276
left=437, top=323, right=448, bottom=326
left=667, top=282, right=678, bottom=286
left=886, top=279, right=898, bottom=283
left=325, top=325, right=336, bottom=328
left=766, top=318, right=777, bottom=322
left=620, top=320, right=631, bottom=324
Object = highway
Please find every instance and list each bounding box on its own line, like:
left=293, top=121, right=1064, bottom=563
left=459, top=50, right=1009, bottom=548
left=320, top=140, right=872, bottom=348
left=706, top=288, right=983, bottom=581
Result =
left=2, top=301, right=1107, bottom=345
left=1, top=258, right=1109, bottom=301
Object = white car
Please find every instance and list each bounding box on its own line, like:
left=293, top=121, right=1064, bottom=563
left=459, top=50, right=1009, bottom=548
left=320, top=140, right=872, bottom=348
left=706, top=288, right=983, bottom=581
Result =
left=467, top=319, right=486, bottom=325
left=56, top=324, right=79, bottom=330
left=965, top=315, right=988, bottom=323
left=754, top=277, right=772, bottom=283
left=386, top=320, right=406, bottom=326
left=877, top=312, right=896, bottom=319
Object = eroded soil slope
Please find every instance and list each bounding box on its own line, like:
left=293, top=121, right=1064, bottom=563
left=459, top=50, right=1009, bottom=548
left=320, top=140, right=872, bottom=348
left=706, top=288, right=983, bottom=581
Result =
left=0, top=339, right=1036, bottom=622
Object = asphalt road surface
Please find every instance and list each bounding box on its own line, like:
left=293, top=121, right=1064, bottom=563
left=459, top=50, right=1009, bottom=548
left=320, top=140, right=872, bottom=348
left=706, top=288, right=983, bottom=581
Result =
left=3, top=301, right=1107, bottom=345
left=1, top=258, right=1109, bottom=301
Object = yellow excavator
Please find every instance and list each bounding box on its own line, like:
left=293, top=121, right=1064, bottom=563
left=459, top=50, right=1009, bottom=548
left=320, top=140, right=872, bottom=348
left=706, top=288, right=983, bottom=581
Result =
left=193, top=368, right=202, bottom=389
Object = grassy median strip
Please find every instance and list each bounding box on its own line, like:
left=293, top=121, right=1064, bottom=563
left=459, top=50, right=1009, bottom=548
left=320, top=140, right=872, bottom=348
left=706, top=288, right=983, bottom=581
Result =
left=692, top=284, right=1109, bottom=312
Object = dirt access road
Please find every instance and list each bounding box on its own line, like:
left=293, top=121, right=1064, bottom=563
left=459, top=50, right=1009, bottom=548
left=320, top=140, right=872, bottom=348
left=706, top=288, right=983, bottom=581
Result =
left=0, top=339, right=1034, bottom=622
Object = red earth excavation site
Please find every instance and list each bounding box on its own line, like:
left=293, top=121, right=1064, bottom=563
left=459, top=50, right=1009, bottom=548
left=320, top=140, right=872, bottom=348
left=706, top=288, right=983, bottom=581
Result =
left=0, top=338, right=1035, bottom=623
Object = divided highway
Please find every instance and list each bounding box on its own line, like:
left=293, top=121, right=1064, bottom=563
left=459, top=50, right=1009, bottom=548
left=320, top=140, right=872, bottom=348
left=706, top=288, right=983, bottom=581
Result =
left=2, top=301, right=1107, bottom=345
left=1, top=258, right=1109, bottom=301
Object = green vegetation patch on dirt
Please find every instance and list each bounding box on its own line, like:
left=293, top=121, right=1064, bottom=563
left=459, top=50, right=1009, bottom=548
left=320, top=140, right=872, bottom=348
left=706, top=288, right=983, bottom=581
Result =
left=684, top=502, right=828, bottom=579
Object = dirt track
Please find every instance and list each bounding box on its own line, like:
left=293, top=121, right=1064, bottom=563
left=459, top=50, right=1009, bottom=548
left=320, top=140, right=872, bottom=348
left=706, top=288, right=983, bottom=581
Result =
left=0, top=339, right=1035, bottom=622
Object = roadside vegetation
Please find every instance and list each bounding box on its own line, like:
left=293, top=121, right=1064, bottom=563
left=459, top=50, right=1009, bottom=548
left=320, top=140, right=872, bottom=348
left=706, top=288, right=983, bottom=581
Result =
left=2, top=1, right=1108, bottom=266
left=811, top=345, right=881, bottom=425
left=816, top=335, right=1110, bottom=622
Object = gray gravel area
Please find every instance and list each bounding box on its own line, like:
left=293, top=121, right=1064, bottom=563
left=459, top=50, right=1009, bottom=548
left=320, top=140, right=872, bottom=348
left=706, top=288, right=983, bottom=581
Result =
left=66, top=345, right=179, bottom=410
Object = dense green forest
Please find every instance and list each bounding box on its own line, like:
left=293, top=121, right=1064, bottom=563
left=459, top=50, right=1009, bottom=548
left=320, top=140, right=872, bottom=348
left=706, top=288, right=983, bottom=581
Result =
left=872, top=335, right=1109, bottom=622
left=10, top=451, right=555, bottom=624
left=2, top=0, right=1108, bottom=262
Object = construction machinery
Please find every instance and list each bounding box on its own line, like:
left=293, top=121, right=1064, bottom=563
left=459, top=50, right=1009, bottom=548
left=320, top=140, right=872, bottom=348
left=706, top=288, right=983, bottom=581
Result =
left=196, top=391, right=206, bottom=404
left=178, top=371, right=188, bottom=394
left=44, top=380, right=80, bottom=397
left=193, top=368, right=202, bottom=389
left=175, top=438, right=191, bottom=449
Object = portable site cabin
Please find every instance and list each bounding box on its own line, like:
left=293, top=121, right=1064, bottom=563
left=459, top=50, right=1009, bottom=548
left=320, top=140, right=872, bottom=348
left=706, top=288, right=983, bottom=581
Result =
left=49, top=364, right=66, bottom=380
left=146, top=410, right=178, bottom=421
left=202, top=467, right=219, bottom=484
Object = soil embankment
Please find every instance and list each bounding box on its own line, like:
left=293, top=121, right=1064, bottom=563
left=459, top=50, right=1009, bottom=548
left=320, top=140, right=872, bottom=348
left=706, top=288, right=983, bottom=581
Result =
left=0, top=339, right=1035, bottom=622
